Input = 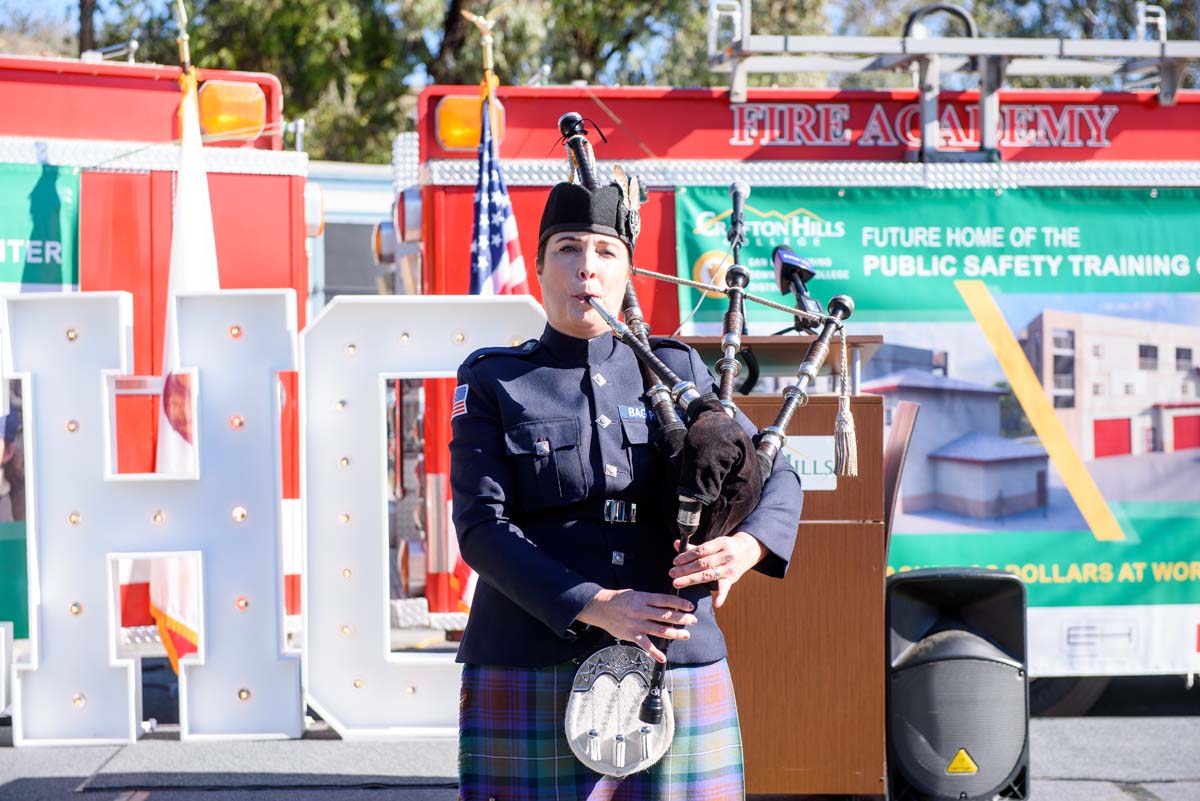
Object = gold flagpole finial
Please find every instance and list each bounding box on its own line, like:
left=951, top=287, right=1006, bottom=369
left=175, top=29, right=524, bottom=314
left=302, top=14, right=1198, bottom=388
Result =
left=174, top=0, right=192, bottom=73
left=461, top=5, right=508, bottom=134
left=461, top=4, right=508, bottom=88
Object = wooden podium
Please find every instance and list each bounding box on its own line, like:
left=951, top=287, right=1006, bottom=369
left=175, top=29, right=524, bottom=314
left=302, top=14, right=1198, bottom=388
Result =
left=685, top=335, right=887, bottom=799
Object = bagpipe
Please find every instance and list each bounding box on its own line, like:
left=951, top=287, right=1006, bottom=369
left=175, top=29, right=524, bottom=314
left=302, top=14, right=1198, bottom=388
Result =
left=555, top=111, right=858, bottom=777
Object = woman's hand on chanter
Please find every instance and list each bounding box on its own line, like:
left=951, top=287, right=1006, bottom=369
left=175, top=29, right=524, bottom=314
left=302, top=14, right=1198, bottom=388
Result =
left=669, top=531, right=768, bottom=609
left=574, top=589, right=698, bottom=664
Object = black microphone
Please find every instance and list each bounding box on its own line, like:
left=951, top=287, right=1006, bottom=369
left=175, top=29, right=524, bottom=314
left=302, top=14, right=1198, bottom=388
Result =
left=728, top=180, right=750, bottom=247
left=771, top=245, right=822, bottom=333
left=771, top=245, right=815, bottom=293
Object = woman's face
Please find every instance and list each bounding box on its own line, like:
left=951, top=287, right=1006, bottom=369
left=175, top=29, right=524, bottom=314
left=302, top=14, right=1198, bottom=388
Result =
left=538, top=231, right=630, bottom=339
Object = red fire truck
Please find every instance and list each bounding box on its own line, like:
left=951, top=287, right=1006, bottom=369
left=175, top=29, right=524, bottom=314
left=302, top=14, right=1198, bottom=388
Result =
left=380, top=78, right=1200, bottom=710
left=0, top=54, right=314, bottom=642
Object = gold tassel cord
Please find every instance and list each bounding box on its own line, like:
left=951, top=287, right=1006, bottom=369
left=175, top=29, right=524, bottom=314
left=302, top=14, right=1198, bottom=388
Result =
left=834, top=394, right=858, bottom=477
left=833, top=328, right=858, bottom=477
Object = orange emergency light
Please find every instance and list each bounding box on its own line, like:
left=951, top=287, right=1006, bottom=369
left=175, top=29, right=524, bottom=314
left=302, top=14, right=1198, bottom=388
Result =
left=198, top=80, right=267, bottom=141
left=372, top=219, right=396, bottom=265
left=435, top=95, right=505, bottom=151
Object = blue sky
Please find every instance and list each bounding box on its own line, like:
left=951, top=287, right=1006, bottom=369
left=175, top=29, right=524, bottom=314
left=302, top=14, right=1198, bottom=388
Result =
left=15, top=1, right=124, bottom=29
left=995, top=292, right=1200, bottom=333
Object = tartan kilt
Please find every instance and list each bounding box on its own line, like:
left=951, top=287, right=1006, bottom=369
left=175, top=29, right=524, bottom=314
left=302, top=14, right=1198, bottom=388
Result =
left=459, top=658, right=744, bottom=801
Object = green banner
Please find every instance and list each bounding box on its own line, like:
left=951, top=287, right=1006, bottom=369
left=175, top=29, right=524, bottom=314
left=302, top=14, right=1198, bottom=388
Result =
left=0, top=162, right=80, bottom=288
left=676, top=184, right=1200, bottom=626
left=675, top=186, right=1200, bottom=322
left=0, top=162, right=79, bottom=637
left=0, top=523, right=26, bottom=638
left=887, top=507, right=1200, bottom=607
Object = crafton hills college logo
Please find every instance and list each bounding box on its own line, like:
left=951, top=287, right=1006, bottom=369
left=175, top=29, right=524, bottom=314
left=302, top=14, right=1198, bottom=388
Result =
left=691, top=249, right=733, bottom=299
left=693, top=205, right=847, bottom=248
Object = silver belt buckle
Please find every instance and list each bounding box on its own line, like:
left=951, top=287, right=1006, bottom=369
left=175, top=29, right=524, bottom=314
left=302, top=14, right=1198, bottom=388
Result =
left=603, top=499, right=637, bottom=523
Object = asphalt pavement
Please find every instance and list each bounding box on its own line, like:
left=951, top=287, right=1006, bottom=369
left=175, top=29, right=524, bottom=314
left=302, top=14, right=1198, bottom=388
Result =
left=1, top=676, right=1198, bottom=800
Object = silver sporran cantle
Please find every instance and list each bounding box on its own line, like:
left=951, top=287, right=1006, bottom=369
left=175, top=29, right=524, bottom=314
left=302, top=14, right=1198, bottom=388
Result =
left=564, top=644, right=674, bottom=777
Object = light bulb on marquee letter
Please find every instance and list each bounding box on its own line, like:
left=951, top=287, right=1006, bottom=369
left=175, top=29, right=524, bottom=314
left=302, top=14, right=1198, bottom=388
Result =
left=301, top=296, right=545, bottom=738
left=8, top=291, right=301, bottom=745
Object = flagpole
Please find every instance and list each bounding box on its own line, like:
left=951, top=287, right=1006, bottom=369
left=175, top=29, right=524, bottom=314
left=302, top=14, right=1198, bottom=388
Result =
left=164, top=0, right=192, bottom=380
left=174, top=0, right=191, bottom=75
left=461, top=7, right=504, bottom=142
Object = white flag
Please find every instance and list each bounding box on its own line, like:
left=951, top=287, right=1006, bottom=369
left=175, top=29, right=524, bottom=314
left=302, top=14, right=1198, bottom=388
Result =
left=151, top=68, right=218, bottom=669
left=157, top=67, right=219, bottom=471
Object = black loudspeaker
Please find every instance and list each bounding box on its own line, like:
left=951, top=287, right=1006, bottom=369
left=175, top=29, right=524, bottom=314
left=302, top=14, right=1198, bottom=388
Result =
left=886, top=568, right=1029, bottom=801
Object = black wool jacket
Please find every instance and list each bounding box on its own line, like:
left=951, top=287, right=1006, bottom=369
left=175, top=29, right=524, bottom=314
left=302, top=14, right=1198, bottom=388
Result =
left=448, top=323, right=804, bottom=667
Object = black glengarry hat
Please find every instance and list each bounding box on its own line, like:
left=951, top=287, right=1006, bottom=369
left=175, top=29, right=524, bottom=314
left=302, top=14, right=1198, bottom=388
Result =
left=538, top=166, right=644, bottom=257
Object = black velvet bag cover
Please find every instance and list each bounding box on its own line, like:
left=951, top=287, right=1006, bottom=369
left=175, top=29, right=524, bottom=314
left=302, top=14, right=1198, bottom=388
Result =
left=678, top=394, right=764, bottom=545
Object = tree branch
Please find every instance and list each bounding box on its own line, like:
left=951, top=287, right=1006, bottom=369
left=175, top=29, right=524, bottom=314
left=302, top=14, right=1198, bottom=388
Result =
left=430, top=0, right=469, bottom=84
left=598, top=22, right=640, bottom=68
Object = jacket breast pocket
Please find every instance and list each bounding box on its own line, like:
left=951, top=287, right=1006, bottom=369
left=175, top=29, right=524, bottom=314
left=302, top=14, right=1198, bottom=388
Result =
left=504, top=417, right=587, bottom=512
left=620, top=416, right=657, bottom=485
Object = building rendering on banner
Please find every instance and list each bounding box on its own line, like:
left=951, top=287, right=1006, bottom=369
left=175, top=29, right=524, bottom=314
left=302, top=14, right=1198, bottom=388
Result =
left=1019, top=310, right=1200, bottom=459
left=863, top=370, right=1049, bottom=520
left=859, top=342, right=948, bottom=383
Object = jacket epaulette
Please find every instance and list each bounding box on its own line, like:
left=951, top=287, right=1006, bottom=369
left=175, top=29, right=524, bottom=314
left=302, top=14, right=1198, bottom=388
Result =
left=466, top=338, right=541, bottom=366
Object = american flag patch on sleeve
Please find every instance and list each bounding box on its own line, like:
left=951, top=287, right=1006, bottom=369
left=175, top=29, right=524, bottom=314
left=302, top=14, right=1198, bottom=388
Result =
left=451, top=384, right=470, bottom=419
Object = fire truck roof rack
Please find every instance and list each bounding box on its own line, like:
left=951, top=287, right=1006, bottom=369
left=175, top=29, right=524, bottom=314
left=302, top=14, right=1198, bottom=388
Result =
left=708, top=0, right=1200, bottom=162
left=80, top=39, right=140, bottom=64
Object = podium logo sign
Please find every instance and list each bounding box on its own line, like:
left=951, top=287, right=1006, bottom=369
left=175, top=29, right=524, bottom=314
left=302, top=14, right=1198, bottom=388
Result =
left=782, top=436, right=837, bottom=491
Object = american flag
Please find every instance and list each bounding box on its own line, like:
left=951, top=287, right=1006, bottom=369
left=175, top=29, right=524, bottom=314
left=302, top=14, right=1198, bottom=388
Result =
left=470, top=97, right=528, bottom=295
left=451, top=384, right=469, bottom=419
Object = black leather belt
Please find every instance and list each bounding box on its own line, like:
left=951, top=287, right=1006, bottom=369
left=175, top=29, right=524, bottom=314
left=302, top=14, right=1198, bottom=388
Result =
left=530, top=498, right=642, bottom=524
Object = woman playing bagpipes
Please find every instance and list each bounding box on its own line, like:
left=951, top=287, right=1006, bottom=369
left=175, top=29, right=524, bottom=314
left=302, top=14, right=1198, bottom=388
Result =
left=448, top=116, right=804, bottom=801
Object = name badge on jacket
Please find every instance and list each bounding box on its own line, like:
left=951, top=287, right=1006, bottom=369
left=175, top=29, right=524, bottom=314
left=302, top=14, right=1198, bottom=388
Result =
left=618, top=404, right=655, bottom=424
